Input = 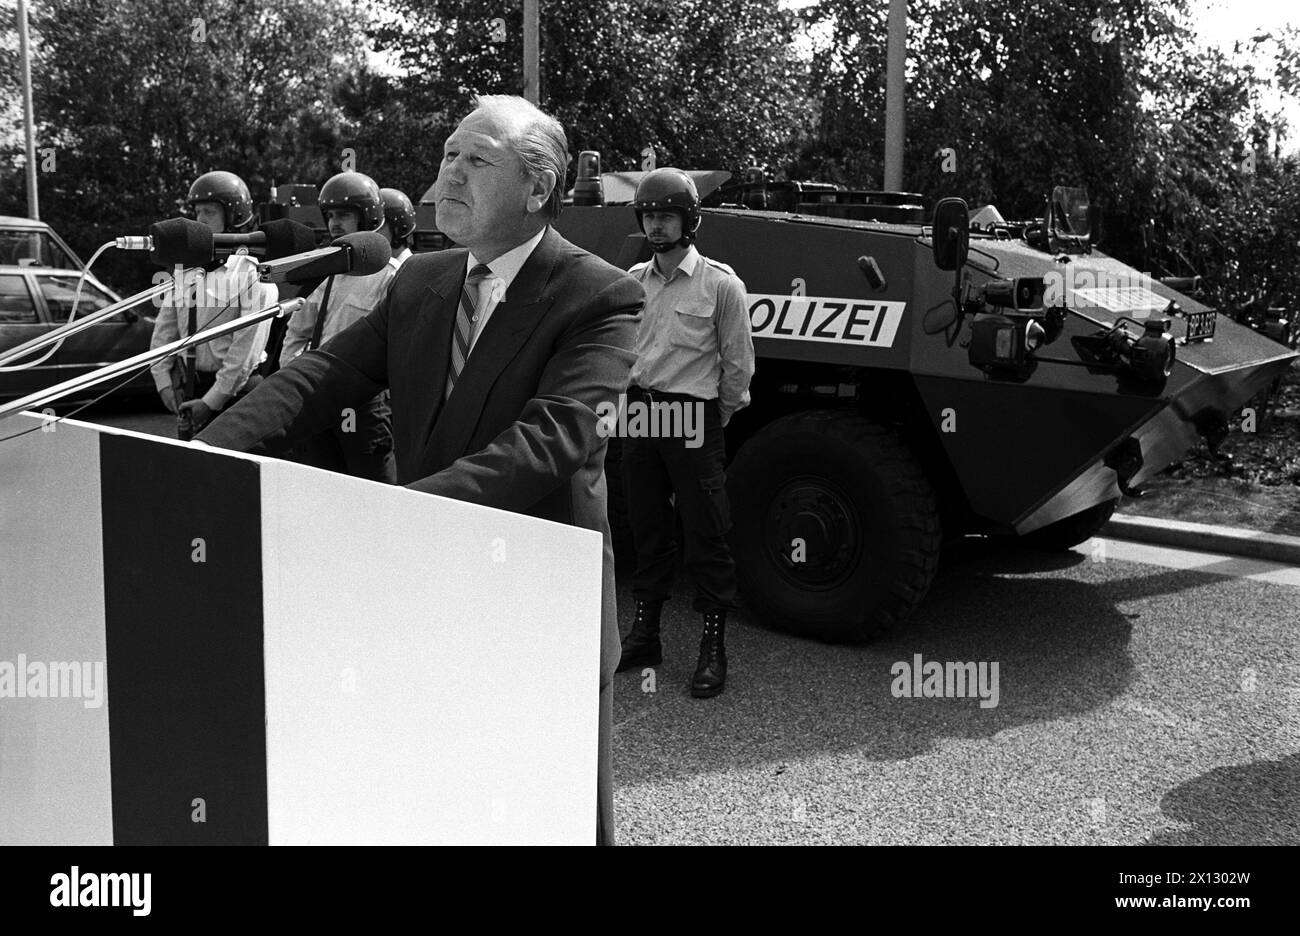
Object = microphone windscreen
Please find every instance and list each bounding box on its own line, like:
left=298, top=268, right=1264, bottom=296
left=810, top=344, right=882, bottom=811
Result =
left=260, top=219, right=318, bottom=260
left=336, top=232, right=392, bottom=276
left=148, top=217, right=213, bottom=267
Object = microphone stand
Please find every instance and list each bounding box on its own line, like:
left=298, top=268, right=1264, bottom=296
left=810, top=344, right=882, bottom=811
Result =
left=0, top=268, right=205, bottom=367
left=0, top=297, right=306, bottom=424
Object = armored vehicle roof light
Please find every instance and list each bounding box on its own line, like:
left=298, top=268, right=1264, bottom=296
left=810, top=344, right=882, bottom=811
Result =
left=573, top=151, right=604, bottom=207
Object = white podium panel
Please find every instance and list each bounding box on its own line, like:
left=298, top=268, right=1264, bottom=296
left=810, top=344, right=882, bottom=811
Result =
left=0, top=415, right=602, bottom=845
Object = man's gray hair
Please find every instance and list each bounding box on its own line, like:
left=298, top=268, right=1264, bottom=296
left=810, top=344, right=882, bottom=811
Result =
left=472, top=94, right=570, bottom=220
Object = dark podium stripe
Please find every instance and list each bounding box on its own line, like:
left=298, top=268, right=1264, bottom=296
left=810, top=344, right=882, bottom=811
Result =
left=100, top=434, right=268, bottom=844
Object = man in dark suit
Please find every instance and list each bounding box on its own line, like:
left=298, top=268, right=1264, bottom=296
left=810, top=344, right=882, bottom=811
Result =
left=196, top=94, right=644, bottom=845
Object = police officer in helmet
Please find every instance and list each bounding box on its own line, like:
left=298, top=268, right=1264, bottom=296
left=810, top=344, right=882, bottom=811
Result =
left=149, top=170, right=277, bottom=438
left=279, top=170, right=398, bottom=483
left=379, top=187, right=417, bottom=267
left=618, top=167, right=755, bottom=697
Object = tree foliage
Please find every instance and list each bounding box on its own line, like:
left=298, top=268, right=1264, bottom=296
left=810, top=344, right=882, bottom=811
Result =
left=797, top=0, right=1300, bottom=319
left=1, top=0, right=1298, bottom=319
left=370, top=0, right=810, bottom=188
left=0, top=0, right=367, bottom=290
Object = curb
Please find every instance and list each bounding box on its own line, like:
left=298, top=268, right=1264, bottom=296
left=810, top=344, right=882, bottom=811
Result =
left=1101, top=514, right=1300, bottom=566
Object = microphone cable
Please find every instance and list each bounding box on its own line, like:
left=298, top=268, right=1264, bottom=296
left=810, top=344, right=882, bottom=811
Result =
left=0, top=240, right=157, bottom=372
left=0, top=288, right=256, bottom=445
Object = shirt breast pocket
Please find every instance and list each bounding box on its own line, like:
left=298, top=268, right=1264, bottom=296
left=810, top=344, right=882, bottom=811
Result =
left=673, top=299, right=716, bottom=345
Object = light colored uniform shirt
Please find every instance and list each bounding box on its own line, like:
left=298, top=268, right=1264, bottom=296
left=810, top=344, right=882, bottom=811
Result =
left=149, top=253, right=278, bottom=411
left=628, top=245, right=755, bottom=425
left=461, top=227, right=546, bottom=355
left=280, top=263, right=397, bottom=366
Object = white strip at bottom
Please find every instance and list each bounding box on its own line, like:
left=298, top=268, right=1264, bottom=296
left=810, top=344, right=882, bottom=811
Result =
left=1078, top=537, right=1300, bottom=587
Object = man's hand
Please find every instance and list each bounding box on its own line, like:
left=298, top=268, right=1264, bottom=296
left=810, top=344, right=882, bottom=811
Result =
left=178, top=399, right=215, bottom=432
left=159, top=386, right=179, bottom=414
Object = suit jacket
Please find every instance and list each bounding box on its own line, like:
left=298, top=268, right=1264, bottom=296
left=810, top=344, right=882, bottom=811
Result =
left=197, top=227, right=644, bottom=835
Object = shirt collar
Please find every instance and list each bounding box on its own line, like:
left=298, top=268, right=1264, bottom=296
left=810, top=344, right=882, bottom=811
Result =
left=467, top=227, right=547, bottom=295
left=646, top=245, right=700, bottom=281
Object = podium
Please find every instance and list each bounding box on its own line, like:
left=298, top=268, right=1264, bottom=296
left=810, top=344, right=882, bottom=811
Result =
left=0, top=414, right=603, bottom=845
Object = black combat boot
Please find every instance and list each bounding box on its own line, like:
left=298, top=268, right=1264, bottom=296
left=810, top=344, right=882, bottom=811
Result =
left=617, top=599, right=664, bottom=672
left=691, top=610, right=727, bottom=698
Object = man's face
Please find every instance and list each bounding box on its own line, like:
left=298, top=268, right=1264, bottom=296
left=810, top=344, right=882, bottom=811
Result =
left=433, top=107, right=550, bottom=258
left=326, top=208, right=362, bottom=238
left=193, top=201, right=225, bottom=234
left=641, top=210, right=684, bottom=250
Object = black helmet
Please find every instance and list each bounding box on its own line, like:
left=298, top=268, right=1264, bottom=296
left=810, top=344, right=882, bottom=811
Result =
left=187, top=171, right=254, bottom=232
left=318, top=171, right=385, bottom=231
left=379, top=187, right=417, bottom=240
left=633, top=168, right=701, bottom=250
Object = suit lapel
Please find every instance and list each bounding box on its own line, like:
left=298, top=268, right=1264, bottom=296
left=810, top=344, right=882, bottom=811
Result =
left=424, top=228, right=561, bottom=466
left=413, top=254, right=471, bottom=447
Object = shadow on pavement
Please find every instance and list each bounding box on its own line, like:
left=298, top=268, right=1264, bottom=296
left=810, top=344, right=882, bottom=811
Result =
left=1145, top=753, right=1300, bottom=845
left=613, top=537, right=1146, bottom=781
left=613, top=534, right=1277, bottom=785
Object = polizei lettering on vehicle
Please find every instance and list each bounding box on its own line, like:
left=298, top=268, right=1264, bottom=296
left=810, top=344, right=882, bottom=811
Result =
left=746, top=294, right=905, bottom=347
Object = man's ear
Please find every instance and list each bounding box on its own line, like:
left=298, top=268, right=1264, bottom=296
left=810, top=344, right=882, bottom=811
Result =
left=526, top=169, right=558, bottom=215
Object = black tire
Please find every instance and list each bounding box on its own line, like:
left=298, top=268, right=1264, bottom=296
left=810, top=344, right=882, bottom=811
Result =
left=1015, top=498, right=1119, bottom=552
left=727, top=410, right=942, bottom=643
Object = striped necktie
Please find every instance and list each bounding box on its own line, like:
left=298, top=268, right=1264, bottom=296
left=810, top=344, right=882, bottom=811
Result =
left=446, top=263, right=492, bottom=397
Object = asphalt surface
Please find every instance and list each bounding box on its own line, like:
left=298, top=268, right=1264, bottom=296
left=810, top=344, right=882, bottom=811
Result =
left=74, top=399, right=1300, bottom=846
left=611, top=541, right=1300, bottom=846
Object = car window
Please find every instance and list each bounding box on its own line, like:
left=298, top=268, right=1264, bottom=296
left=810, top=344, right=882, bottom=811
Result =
left=0, top=274, right=38, bottom=324
left=0, top=230, right=79, bottom=269
left=37, top=275, right=116, bottom=321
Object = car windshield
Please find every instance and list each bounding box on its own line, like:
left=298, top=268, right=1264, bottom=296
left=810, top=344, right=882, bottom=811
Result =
left=37, top=275, right=116, bottom=321
left=0, top=230, right=80, bottom=270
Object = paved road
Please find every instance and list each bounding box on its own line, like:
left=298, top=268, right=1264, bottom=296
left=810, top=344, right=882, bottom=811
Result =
left=610, top=540, right=1299, bottom=845
left=74, top=400, right=1300, bottom=846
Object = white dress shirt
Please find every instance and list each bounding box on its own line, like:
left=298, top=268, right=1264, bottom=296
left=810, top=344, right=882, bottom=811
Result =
left=463, top=228, right=546, bottom=354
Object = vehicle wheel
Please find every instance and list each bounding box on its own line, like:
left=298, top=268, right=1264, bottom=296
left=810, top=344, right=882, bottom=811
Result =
left=1015, top=498, right=1119, bottom=552
left=727, top=410, right=942, bottom=643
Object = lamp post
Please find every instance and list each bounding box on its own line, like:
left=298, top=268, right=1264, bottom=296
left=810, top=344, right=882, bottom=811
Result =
left=18, top=0, right=40, bottom=220
left=884, top=0, right=906, bottom=192
left=523, top=0, right=539, bottom=104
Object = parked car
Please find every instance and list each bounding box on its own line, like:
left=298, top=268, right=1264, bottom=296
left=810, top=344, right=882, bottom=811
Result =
left=0, top=215, right=156, bottom=405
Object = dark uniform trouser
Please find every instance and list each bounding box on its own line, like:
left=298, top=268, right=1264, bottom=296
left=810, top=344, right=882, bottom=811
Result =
left=289, top=391, right=397, bottom=484
left=622, top=388, right=738, bottom=613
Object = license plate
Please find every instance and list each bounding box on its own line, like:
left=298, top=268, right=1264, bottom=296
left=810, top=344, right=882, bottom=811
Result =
left=1184, top=310, right=1216, bottom=342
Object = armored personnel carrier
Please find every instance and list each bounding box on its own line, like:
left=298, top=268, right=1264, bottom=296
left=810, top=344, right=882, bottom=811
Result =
left=543, top=172, right=1297, bottom=642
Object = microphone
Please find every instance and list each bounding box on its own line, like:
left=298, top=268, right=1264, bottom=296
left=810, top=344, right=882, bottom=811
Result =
left=117, top=218, right=319, bottom=267
left=256, top=231, right=392, bottom=284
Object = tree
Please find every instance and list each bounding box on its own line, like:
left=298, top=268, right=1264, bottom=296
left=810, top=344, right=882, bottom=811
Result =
left=369, top=0, right=812, bottom=190
left=0, top=0, right=369, bottom=292
left=797, top=0, right=1300, bottom=324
